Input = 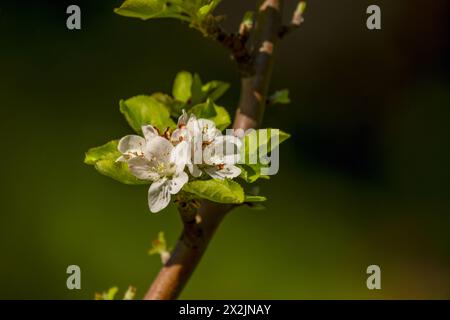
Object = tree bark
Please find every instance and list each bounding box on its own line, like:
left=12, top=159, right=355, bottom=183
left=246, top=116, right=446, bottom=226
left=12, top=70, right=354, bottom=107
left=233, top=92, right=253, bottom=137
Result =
left=144, top=0, right=283, bottom=300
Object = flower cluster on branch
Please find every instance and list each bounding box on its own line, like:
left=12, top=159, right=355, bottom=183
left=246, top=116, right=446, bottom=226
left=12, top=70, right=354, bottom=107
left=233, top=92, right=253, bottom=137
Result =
left=117, top=111, right=242, bottom=212
left=85, top=71, right=289, bottom=214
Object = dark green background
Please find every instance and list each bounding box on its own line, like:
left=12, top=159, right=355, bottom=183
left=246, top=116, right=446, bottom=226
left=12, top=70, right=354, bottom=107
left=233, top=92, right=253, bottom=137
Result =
left=1, top=0, right=449, bottom=299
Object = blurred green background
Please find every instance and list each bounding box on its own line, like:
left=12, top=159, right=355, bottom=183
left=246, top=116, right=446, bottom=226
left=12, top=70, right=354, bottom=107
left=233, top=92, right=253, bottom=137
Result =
left=1, top=0, right=449, bottom=299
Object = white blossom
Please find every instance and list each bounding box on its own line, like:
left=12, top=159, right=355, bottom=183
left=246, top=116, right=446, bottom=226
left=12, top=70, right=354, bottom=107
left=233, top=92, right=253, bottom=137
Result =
left=116, top=125, right=158, bottom=162
left=173, top=112, right=241, bottom=180
left=116, top=112, right=242, bottom=213
left=119, top=134, right=189, bottom=213
left=202, top=135, right=242, bottom=179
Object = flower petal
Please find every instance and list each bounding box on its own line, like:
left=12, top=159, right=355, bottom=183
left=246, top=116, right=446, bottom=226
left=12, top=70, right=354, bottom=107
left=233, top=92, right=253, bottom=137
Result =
left=205, top=165, right=241, bottom=180
left=187, top=163, right=202, bottom=177
left=145, top=136, right=173, bottom=162
left=221, top=135, right=243, bottom=164
left=177, top=110, right=189, bottom=127
left=148, top=178, right=171, bottom=213
left=203, top=135, right=242, bottom=165
left=186, top=115, right=201, bottom=138
left=198, top=119, right=221, bottom=141
left=118, top=135, right=145, bottom=155
left=116, top=155, right=126, bottom=162
left=170, top=141, right=189, bottom=172
left=186, top=113, right=198, bottom=127
left=171, top=127, right=188, bottom=145
left=128, top=157, right=160, bottom=181
left=142, top=125, right=158, bottom=141
left=168, top=171, right=188, bottom=195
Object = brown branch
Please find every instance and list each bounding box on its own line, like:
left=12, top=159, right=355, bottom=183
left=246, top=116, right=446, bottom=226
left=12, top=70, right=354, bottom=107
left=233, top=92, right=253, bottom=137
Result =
left=210, top=25, right=253, bottom=75
left=144, top=0, right=284, bottom=300
left=144, top=201, right=231, bottom=299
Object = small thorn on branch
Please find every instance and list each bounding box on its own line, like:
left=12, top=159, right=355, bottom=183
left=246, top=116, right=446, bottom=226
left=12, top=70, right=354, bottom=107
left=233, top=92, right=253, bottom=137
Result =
left=279, top=1, right=306, bottom=38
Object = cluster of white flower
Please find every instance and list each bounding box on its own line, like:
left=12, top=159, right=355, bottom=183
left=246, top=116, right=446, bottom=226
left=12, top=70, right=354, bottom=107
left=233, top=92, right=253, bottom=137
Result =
left=116, top=111, right=242, bottom=213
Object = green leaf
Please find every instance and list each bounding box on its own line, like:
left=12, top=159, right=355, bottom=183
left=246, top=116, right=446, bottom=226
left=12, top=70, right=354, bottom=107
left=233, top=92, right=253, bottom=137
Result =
left=114, top=1, right=223, bottom=35
left=123, top=286, right=137, bottom=300
left=201, top=80, right=230, bottom=101
left=244, top=195, right=267, bottom=202
left=238, top=129, right=290, bottom=182
left=188, top=99, right=231, bottom=130
left=190, top=73, right=204, bottom=105
left=106, top=287, right=119, bottom=300
left=119, top=95, right=175, bottom=133
left=198, top=0, right=221, bottom=18
left=172, top=71, right=230, bottom=106
left=94, top=160, right=149, bottom=185
left=151, top=92, right=185, bottom=117
left=270, top=89, right=290, bottom=105
left=183, top=179, right=245, bottom=204
left=296, top=1, right=307, bottom=15
left=238, top=164, right=270, bottom=183
left=172, top=71, right=193, bottom=103
left=85, top=140, right=149, bottom=185
left=95, top=287, right=119, bottom=300
left=243, top=129, right=290, bottom=162
left=212, top=105, right=231, bottom=130
left=148, top=231, right=171, bottom=264
left=84, top=140, right=119, bottom=165
left=189, top=99, right=217, bottom=119
left=148, top=231, right=168, bottom=256
left=241, top=11, right=254, bottom=30
left=114, top=0, right=188, bottom=21
left=244, top=194, right=267, bottom=210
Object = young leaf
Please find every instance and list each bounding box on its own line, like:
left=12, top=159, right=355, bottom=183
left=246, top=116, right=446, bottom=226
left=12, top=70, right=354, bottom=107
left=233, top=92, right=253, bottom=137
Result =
left=84, top=140, right=119, bottom=165
left=106, top=287, right=119, bottom=300
left=85, top=140, right=149, bottom=185
left=151, top=92, right=185, bottom=117
left=260, top=129, right=289, bottom=153
left=172, top=71, right=230, bottom=106
left=119, top=95, right=175, bottom=133
left=94, top=160, right=149, bottom=185
left=148, top=231, right=168, bottom=255
left=95, top=287, right=119, bottom=300
left=243, top=129, right=291, bottom=163
left=190, top=73, right=204, bottom=105
left=148, top=231, right=171, bottom=264
left=188, top=99, right=231, bottom=130
left=212, top=105, right=232, bottom=130
left=95, top=286, right=136, bottom=300
left=114, top=0, right=188, bottom=21
left=269, top=89, right=290, bottom=105
left=201, top=80, right=230, bottom=101
left=198, top=0, right=222, bottom=18
left=172, top=71, right=193, bottom=103
left=183, top=179, right=245, bottom=204
left=240, top=11, right=254, bottom=33
left=123, top=286, right=137, bottom=300
left=238, top=129, right=290, bottom=182
left=244, top=195, right=267, bottom=202
left=238, top=164, right=270, bottom=183
left=189, top=99, right=217, bottom=119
